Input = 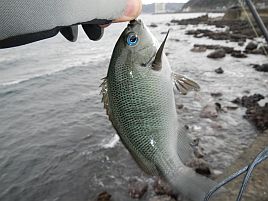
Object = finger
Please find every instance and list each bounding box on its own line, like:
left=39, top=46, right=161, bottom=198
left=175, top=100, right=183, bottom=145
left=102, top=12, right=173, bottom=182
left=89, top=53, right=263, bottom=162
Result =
left=99, top=23, right=111, bottom=28
left=113, top=0, right=142, bottom=23
left=82, top=24, right=104, bottom=41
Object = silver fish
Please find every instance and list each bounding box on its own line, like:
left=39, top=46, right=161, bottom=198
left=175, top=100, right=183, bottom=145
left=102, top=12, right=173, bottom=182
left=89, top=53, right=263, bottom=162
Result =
left=101, top=19, right=216, bottom=201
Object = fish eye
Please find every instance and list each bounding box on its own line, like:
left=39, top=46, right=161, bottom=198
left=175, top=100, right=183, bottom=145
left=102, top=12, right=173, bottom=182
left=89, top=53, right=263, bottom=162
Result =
left=127, top=33, right=139, bottom=47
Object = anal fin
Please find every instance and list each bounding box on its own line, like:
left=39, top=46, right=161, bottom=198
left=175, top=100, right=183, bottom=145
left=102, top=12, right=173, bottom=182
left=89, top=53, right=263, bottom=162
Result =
left=177, top=125, right=195, bottom=165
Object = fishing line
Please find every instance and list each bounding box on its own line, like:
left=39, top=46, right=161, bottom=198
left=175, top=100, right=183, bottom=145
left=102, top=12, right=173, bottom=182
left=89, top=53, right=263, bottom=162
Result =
left=204, top=146, right=268, bottom=201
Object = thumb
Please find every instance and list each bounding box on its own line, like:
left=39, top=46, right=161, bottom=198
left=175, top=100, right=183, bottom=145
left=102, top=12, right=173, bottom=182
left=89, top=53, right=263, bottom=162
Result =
left=113, top=0, right=142, bottom=23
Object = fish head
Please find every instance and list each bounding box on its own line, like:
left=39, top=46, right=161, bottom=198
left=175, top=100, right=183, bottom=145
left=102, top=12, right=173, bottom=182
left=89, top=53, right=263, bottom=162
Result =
left=114, top=19, right=159, bottom=69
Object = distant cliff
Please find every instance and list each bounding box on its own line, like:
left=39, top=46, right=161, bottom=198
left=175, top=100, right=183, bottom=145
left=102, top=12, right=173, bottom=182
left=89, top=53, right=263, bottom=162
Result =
left=183, top=0, right=267, bottom=12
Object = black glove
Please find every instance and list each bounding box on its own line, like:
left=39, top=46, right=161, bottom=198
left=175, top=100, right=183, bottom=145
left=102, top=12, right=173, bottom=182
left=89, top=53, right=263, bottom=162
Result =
left=0, top=0, right=136, bottom=48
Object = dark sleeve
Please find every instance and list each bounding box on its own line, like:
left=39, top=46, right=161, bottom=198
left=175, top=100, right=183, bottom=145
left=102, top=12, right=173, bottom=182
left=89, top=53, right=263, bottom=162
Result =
left=0, top=0, right=127, bottom=48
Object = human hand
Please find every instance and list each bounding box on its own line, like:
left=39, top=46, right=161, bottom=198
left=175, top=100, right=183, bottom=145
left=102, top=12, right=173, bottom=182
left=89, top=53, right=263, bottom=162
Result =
left=0, top=0, right=142, bottom=48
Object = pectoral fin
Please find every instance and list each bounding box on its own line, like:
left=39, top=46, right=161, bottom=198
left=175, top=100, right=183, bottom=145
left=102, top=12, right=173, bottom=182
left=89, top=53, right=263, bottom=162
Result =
left=172, top=73, right=200, bottom=95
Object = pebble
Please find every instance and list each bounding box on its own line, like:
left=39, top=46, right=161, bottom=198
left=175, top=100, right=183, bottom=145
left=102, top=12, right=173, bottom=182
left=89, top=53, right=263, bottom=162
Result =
left=96, top=192, right=112, bottom=201
left=215, top=67, right=224, bottom=74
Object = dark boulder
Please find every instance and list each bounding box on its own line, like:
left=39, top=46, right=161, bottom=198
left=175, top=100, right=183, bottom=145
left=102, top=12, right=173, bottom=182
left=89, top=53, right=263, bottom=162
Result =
left=232, top=94, right=268, bottom=131
left=231, top=94, right=265, bottom=108
left=207, top=49, right=226, bottom=59
left=244, top=103, right=268, bottom=131
left=231, top=50, right=247, bottom=58
left=245, top=41, right=258, bottom=51
left=253, top=63, right=268, bottom=72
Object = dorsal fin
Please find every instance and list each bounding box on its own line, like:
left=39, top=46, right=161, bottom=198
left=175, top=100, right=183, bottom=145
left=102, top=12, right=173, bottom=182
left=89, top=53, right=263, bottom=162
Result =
left=152, top=29, right=170, bottom=71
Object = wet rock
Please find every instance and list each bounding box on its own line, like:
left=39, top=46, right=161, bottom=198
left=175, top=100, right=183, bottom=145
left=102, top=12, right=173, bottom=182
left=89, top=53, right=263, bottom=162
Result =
left=96, top=192, right=112, bottom=201
left=231, top=94, right=265, bottom=107
left=187, top=158, right=212, bottom=177
left=244, top=103, right=268, bottom=131
left=200, top=104, right=219, bottom=119
left=191, top=46, right=207, bottom=52
left=231, top=50, right=247, bottom=58
left=259, top=45, right=268, bottom=53
left=171, top=14, right=208, bottom=25
left=153, top=178, right=175, bottom=197
left=174, top=15, right=267, bottom=40
left=148, top=23, right=158, bottom=28
left=238, top=41, right=245, bottom=46
left=186, top=29, right=213, bottom=36
left=187, top=29, right=248, bottom=42
left=225, top=106, right=239, bottom=110
left=176, top=104, right=184, bottom=110
left=191, top=138, right=205, bottom=159
left=232, top=94, right=268, bottom=131
left=245, top=41, right=258, bottom=51
left=211, top=92, right=223, bottom=98
left=207, top=49, right=226, bottom=59
left=251, top=48, right=264, bottom=55
left=243, top=90, right=250, bottom=94
left=170, top=38, right=180, bottom=42
left=128, top=178, right=148, bottom=199
left=194, top=44, right=234, bottom=54
left=253, top=63, right=268, bottom=72
left=215, top=102, right=223, bottom=112
left=149, top=195, right=176, bottom=201
left=215, top=67, right=224, bottom=74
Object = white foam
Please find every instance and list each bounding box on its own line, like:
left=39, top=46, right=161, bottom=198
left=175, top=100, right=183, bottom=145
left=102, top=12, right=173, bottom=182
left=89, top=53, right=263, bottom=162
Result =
left=102, top=134, right=119, bottom=149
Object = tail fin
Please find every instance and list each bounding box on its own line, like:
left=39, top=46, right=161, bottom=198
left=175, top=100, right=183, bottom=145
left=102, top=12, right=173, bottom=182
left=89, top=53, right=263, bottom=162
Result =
left=167, top=166, right=217, bottom=201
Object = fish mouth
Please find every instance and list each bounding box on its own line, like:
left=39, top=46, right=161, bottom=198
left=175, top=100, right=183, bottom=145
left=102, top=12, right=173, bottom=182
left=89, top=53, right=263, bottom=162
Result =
left=128, top=19, right=142, bottom=28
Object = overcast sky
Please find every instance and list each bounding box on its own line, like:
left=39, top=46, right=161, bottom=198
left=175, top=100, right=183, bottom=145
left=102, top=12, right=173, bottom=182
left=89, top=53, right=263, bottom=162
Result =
left=143, top=0, right=189, bottom=4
